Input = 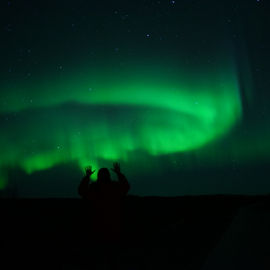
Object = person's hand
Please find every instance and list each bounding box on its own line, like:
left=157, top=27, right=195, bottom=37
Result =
left=111, top=162, right=121, bottom=174
left=85, top=166, right=96, bottom=177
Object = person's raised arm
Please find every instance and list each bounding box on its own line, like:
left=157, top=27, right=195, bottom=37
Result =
left=78, top=166, right=96, bottom=198
left=111, top=162, right=130, bottom=194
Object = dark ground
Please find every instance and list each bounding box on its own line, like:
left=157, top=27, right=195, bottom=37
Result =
left=1, top=195, right=269, bottom=269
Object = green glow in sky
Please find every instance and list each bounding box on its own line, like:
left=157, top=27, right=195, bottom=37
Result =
left=0, top=63, right=242, bottom=188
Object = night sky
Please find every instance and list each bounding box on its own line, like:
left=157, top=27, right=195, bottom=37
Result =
left=1, top=0, right=269, bottom=197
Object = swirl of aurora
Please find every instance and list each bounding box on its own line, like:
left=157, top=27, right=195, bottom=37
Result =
left=0, top=64, right=242, bottom=188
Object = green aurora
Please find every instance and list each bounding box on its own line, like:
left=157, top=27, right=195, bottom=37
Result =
left=2, top=0, right=270, bottom=196
left=0, top=62, right=242, bottom=188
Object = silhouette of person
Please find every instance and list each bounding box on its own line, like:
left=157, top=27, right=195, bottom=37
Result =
left=78, top=162, right=130, bottom=269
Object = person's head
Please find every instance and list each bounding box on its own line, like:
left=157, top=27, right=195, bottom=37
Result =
left=97, top=168, right=111, bottom=183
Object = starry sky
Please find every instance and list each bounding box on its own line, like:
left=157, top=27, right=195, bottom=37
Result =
left=1, top=0, right=270, bottom=197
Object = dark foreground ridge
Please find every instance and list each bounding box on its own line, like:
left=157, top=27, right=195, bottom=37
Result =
left=1, top=194, right=270, bottom=269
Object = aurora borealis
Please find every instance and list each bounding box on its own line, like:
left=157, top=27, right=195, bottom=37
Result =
left=1, top=0, right=270, bottom=196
